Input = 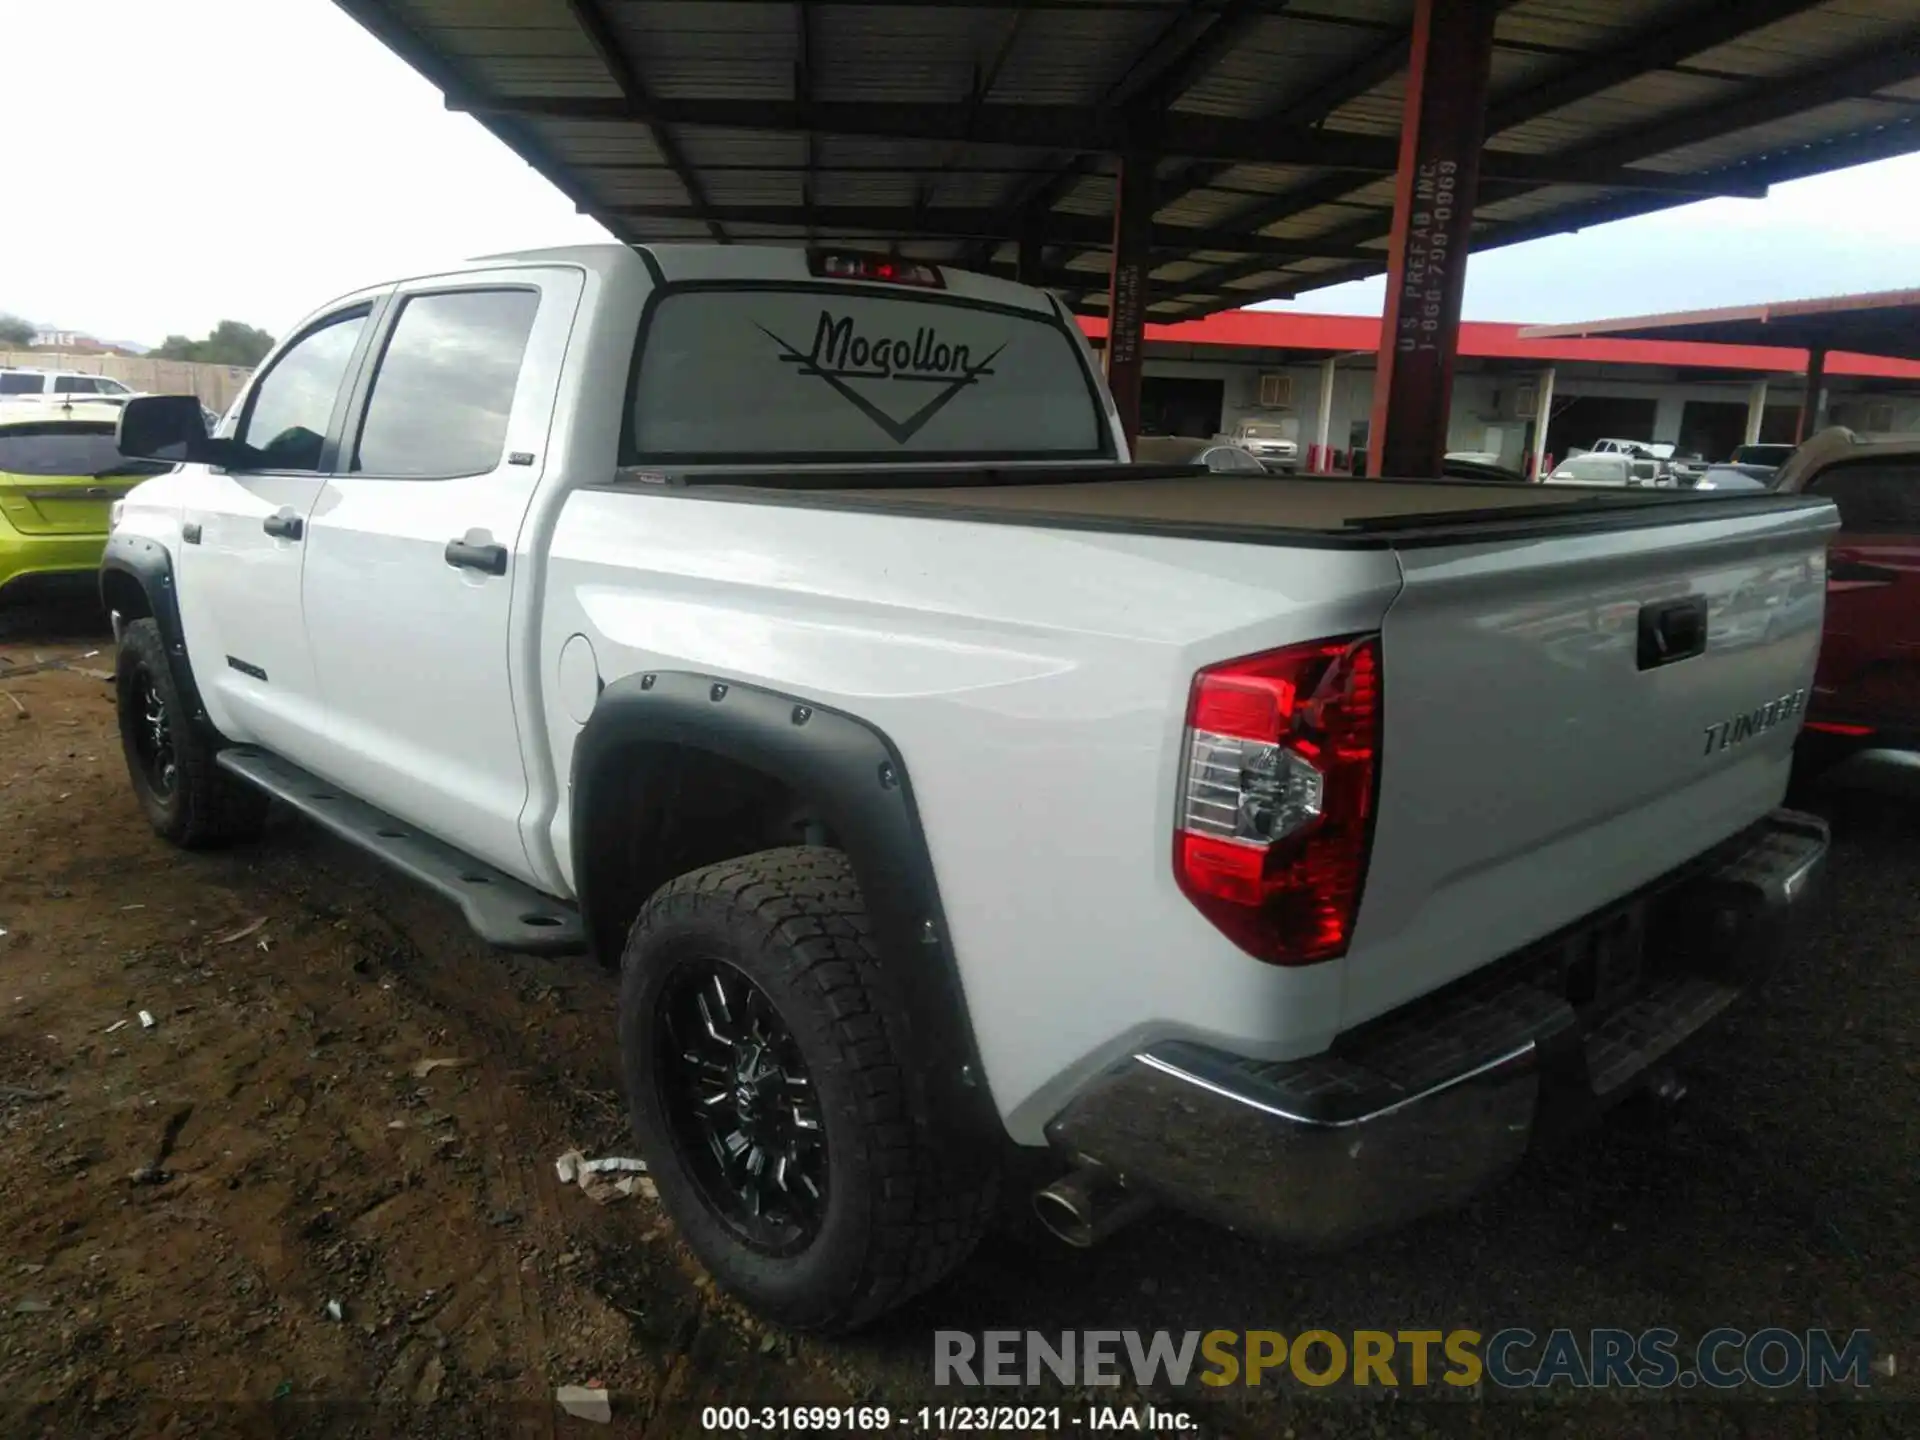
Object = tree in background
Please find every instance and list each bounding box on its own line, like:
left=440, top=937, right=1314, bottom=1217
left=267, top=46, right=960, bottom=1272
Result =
left=0, top=314, right=35, bottom=348
left=150, top=320, right=276, bottom=367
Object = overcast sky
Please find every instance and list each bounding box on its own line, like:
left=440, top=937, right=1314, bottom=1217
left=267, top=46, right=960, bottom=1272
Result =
left=8, top=0, right=1917, bottom=345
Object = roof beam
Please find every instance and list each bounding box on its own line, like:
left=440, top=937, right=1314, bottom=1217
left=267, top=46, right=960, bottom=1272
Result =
left=561, top=0, right=724, bottom=242
left=600, top=202, right=1383, bottom=258
left=458, top=96, right=1764, bottom=195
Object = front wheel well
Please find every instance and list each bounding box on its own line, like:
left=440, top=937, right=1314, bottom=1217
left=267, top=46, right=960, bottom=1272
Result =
left=100, top=566, right=153, bottom=623
left=576, top=741, right=839, bottom=965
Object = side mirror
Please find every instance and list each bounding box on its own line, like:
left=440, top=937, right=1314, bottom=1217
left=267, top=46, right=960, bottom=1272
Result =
left=116, top=394, right=237, bottom=466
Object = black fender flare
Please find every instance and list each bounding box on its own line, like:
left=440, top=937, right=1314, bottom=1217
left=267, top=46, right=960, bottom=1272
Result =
left=570, top=670, right=1003, bottom=1152
left=98, top=533, right=215, bottom=733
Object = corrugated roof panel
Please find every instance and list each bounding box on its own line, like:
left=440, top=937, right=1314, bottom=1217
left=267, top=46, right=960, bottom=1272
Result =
left=1654, top=97, right=1914, bottom=171
left=1691, top=1, right=1919, bottom=78
left=437, top=26, right=597, bottom=60
left=989, top=5, right=1171, bottom=107
left=807, top=6, right=1012, bottom=105
left=534, top=118, right=667, bottom=165
left=1497, top=0, right=1676, bottom=52
left=1471, top=184, right=1609, bottom=224
left=1220, top=268, right=1301, bottom=293
left=586, top=172, right=700, bottom=205
left=464, top=57, right=623, bottom=97
left=1177, top=15, right=1399, bottom=120
left=674, top=129, right=809, bottom=169
left=1155, top=192, right=1243, bottom=228
left=1321, top=74, right=1409, bottom=136
left=606, top=3, right=795, bottom=101
left=1055, top=173, right=1119, bottom=219
left=396, top=0, right=578, bottom=27
left=1151, top=260, right=1212, bottom=284
left=1493, top=70, right=1734, bottom=155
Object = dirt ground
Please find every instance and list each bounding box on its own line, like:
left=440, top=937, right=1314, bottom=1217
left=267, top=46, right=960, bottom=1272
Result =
left=0, top=597, right=1913, bottom=1439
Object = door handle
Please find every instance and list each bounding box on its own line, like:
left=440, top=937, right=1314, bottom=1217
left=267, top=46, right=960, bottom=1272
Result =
left=1637, top=595, right=1709, bottom=671
left=445, top=538, right=508, bottom=576
left=262, top=509, right=304, bottom=541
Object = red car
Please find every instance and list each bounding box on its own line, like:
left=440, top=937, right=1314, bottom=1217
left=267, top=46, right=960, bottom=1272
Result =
left=1774, top=430, right=1920, bottom=759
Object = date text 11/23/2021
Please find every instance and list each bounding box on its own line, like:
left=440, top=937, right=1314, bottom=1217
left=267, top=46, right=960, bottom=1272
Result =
left=700, top=1406, right=1195, bottom=1433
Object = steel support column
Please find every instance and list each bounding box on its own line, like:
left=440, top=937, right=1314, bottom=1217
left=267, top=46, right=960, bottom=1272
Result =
left=1368, top=0, right=1498, bottom=479
left=1106, top=151, right=1154, bottom=450
left=1797, top=347, right=1828, bottom=441
left=1529, top=366, right=1555, bottom=481
left=1745, top=378, right=1769, bottom=446
left=1016, top=215, right=1046, bottom=286
left=1312, top=356, right=1338, bottom=471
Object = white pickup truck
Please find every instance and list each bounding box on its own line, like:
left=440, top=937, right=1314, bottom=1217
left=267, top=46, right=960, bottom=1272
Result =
left=103, top=244, right=1833, bottom=1332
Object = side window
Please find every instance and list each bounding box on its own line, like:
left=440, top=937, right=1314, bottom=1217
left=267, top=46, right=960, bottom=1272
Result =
left=53, top=375, right=99, bottom=394
left=235, top=306, right=370, bottom=471
left=95, top=377, right=132, bottom=396
left=1808, top=463, right=1920, bottom=534
left=352, top=289, right=540, bottom=478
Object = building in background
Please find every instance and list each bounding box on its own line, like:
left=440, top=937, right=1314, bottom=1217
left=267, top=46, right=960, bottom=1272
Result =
left=1082, top=309, right=1920, bottom=474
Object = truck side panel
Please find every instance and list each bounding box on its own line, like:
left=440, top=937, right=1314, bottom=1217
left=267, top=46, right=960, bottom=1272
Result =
left=540, top=489, right=1404, bottom=1142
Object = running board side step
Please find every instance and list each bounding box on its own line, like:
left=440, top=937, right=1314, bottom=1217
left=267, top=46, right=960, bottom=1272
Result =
left=216, top=746, right=587, bottom=956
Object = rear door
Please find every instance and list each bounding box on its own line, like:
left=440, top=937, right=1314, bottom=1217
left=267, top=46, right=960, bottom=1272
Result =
left=1343, top=498, right=1837, bottom=1028
left=173, top=297, right=384, bottom=764
left=1804, top=456, right=1920, bottom=735
left=297, top=269, right=577, bottom=881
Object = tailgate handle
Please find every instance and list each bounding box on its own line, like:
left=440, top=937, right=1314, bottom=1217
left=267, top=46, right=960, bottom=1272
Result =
left=1637, top=596, right=1709, bottom=670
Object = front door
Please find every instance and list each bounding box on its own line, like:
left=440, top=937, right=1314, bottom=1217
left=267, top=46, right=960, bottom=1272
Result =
left=1807, top=457, right=1920, bottom=735
left=298, top=270, right=579, bottom=882
left=173, top=300, right=381, bottom=768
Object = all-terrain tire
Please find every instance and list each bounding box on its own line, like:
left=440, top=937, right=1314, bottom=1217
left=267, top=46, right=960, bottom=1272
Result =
left=114, top=618, right=269, bottom=848
left=618, top=845, right=998, bottom=1332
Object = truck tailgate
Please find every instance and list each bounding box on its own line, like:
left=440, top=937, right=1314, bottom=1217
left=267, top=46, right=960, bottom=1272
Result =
left=1343, top=499, right=1838, bottom=1030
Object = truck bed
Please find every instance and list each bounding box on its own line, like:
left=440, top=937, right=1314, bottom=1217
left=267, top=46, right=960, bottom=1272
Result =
left=616, top=468, right=1831, bottom=547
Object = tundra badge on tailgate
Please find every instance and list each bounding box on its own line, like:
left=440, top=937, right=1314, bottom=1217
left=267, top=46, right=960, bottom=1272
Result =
left=1702, top=688, right=1807, bottom=756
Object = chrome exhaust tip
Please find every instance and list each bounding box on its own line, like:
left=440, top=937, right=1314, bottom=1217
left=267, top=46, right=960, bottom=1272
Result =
left=1033, top=1165, right=1152, bottom=1248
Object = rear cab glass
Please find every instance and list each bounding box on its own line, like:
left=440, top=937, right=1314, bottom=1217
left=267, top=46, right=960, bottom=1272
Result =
left=626, top=285, right=1111, bottom=466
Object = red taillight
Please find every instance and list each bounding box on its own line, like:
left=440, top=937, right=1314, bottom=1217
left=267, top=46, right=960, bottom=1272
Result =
left=1174, top=635, right=1382, bottom=965
left=1804, top=720, right=1875, bottom=737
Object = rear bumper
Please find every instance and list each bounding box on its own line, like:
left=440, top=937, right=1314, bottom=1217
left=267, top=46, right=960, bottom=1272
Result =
left=1043, top=807, right=1827, bottom=1248
left=0, top=530, right=110, bottom=605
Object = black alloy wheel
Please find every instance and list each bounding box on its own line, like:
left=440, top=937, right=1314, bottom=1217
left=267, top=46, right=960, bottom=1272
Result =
left=655, top=958, right=828, bottom=1254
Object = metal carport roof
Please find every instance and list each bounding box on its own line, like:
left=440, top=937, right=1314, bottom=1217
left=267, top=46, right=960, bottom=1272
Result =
left=1521, top=288, right=1920, bottom=363
left=333, top=0, right=1920, bottom=322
